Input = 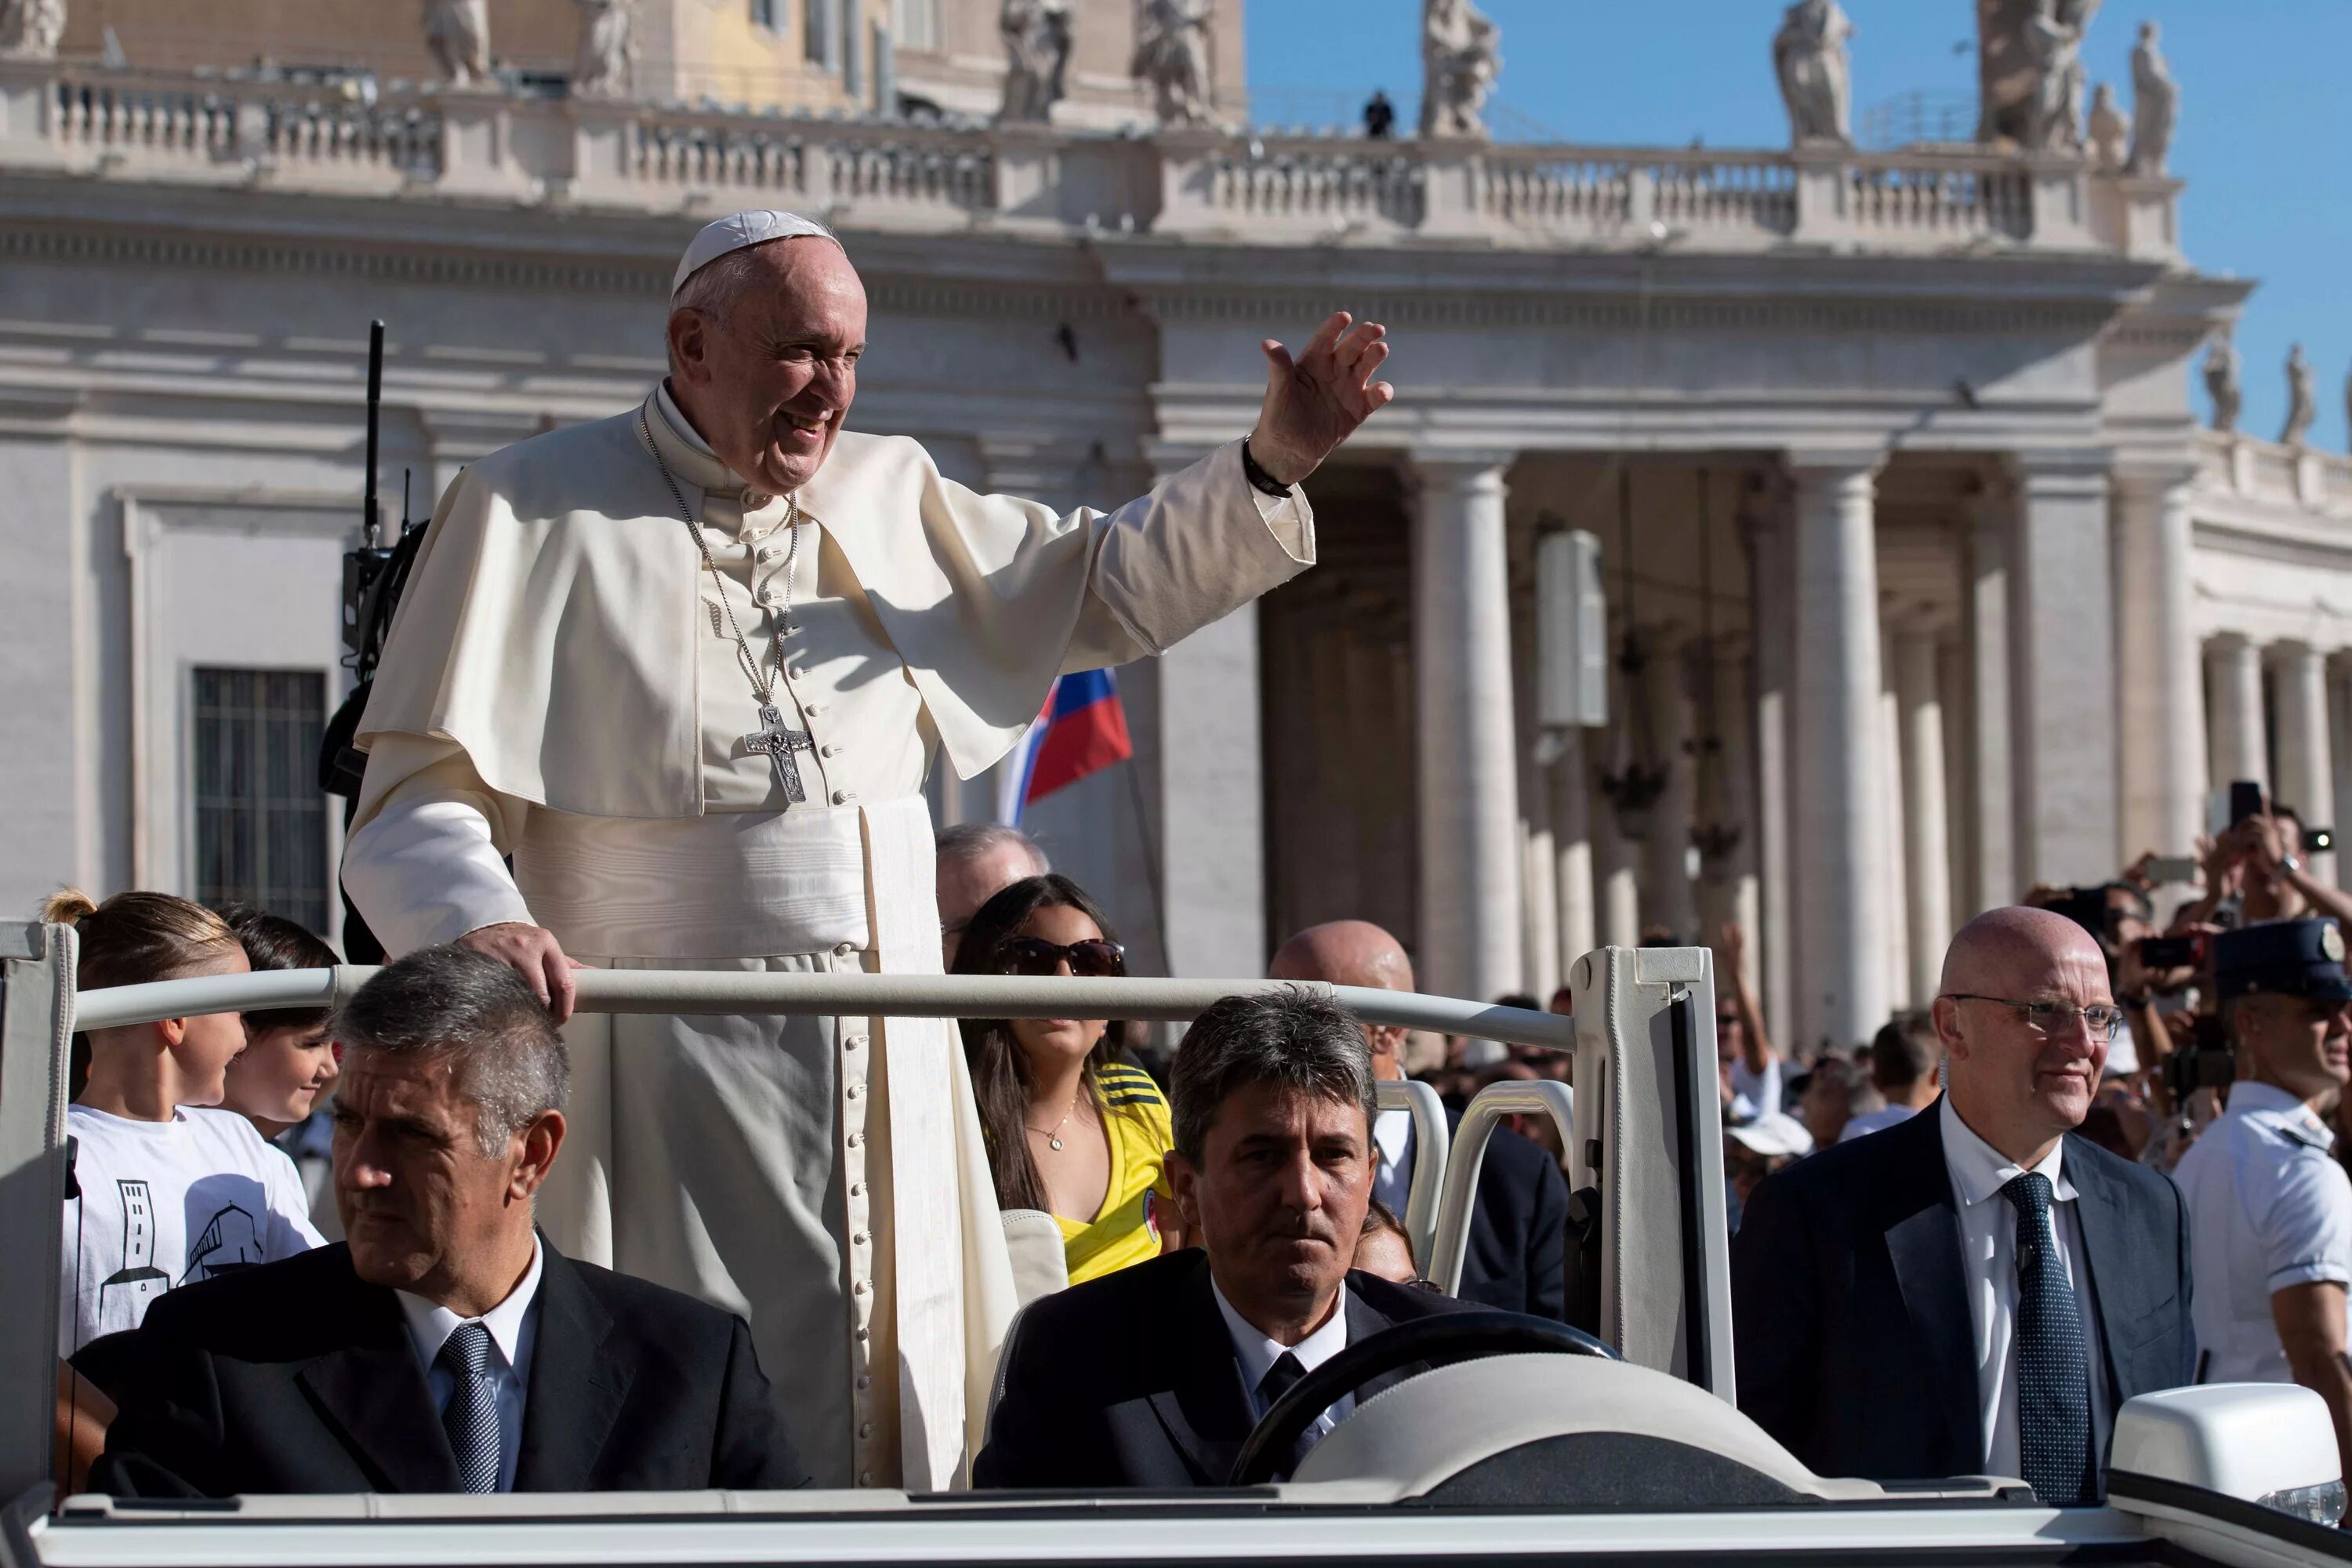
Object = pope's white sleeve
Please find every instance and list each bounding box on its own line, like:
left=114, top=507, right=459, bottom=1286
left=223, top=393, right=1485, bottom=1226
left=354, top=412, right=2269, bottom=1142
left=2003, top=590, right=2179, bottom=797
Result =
left=1070, top=438, right=1316, bottom=670
left=342, top=741, right=535, bottom=955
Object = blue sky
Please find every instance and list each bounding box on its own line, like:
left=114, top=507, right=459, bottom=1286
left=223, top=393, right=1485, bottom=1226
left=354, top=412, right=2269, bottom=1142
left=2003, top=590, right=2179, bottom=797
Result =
left=1244, top=1, right=2352, bottom=445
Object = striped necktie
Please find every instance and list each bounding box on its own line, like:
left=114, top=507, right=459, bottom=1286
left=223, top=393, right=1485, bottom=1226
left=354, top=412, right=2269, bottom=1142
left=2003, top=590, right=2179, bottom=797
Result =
left=2004, top=1171, right=2092, bottom=1506
left=437, top=1321, right=503, bottom=1494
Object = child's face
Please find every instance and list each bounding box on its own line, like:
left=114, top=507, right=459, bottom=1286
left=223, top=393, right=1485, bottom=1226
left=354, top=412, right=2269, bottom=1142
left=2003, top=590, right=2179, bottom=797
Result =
left=223, top=1021, right=339, bottom=1127
left=168, top=950, right=252, bottom=1106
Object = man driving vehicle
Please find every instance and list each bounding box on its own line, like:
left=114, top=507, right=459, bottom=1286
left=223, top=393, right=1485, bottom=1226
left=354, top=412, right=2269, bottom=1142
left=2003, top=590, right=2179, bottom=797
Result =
left=974, top=989, right=1472, bottom=1487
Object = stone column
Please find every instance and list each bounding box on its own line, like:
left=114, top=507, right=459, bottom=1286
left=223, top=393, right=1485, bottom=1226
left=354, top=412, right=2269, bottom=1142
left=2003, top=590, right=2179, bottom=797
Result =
left=1521, top=764, right=1562, bottom=1001
left=1132, top=445, right=1267, bottom=980
left=2332, top=661, right=2352, bottom=864
left=2009, top=458, right=2120, bottom=887
left=1964, top=483, right=2018, bottom=910
left=2205, top=635, right=2267, bottom=792
left=1411, top=454, right=1523, bottom=1003
left=1789, top=456, right=1889, bottom=1055
left=1643, top=638, right=1699, bottom=945
left=1880, top=670, right=1911, bottom=1011
left=1894, top=629, right=1954, bottom=1006
left=1747, top=492, right=1797, bottom=1051
left=2112, top=470, right=2207, bottom=856
left=1551, top=728, right=1597, bottom=970
left=2273, top=642, right=2338, bottom=885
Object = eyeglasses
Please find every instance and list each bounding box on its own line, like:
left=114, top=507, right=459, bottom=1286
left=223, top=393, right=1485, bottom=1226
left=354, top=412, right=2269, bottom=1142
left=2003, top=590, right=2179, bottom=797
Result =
left=1942, top=993, right=2126, bottom=1041
left=996, top=937, right=1127, bottom=979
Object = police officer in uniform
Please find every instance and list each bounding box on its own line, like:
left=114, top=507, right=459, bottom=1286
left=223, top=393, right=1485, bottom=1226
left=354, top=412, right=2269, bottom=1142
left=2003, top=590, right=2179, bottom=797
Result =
left=2174, top=918, right=2352, bottom=1509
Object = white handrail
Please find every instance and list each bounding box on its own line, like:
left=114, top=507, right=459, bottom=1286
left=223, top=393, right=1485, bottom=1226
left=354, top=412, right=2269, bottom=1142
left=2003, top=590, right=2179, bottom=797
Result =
left=1374, top=1079, right=1450, bottom=1274
left=68, top=966, right=1577, bottom=1051
left=1428, top=1079, right=1577, bottom=1298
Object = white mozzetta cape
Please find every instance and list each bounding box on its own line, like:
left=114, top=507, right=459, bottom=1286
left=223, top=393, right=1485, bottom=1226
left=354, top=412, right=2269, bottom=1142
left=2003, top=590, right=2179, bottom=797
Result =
left=354, top=405, right=1313, bottom=821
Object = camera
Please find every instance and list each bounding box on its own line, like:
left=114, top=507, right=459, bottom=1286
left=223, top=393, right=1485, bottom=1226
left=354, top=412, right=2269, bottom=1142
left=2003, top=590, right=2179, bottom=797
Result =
left=2160, top=1011, right=2234, bottom=1099
left=2136, top=933, right=2202, bottom=971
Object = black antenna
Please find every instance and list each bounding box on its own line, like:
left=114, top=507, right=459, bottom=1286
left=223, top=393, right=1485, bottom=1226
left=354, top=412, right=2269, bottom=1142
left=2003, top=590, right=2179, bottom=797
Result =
left=401, top=467, right=413, bottom=533
left=362, top=319, right=385, bottom=547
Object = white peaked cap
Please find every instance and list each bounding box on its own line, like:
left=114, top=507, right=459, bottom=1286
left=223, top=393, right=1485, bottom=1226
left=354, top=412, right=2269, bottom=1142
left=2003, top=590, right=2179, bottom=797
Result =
left=670, top=210, right=840, bottom=297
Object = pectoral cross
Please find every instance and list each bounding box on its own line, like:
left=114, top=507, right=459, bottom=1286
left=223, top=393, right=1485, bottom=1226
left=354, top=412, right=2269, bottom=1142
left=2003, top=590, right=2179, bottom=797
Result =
left=742, top=704, right=816, bottom=804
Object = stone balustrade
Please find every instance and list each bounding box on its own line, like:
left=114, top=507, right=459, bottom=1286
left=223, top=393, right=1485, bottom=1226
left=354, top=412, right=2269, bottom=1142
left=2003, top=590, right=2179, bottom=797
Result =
left=2199, top=429, right=2352, bottom=517
left=0, top=58, right=2181, bottom=260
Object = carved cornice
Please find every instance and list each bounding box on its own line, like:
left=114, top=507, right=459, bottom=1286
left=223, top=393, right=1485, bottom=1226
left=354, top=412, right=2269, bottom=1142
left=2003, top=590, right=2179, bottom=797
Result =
left=0, top=220, right=1139, bottom=321
left=1135, top=288, right=2119, bottom=338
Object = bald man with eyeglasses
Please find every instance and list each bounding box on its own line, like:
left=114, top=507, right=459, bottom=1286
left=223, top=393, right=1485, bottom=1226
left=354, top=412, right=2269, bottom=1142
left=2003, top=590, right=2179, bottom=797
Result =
left=1731, top=906, right=2194, bottom=1501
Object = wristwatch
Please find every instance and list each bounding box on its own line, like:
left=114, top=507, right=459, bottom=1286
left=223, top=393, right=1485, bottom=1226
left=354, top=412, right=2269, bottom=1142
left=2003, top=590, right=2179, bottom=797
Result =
left=1240, top=437, right=1294, bottom=498
left=2281, top=850, right=2305, bottom=875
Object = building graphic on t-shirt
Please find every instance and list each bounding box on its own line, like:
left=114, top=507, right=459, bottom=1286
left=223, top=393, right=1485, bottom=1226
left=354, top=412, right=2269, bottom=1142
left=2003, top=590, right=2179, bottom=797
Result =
left=187, top=1202, right=265, bottom=1280
left=95, top=1178, right=171, bottom=1327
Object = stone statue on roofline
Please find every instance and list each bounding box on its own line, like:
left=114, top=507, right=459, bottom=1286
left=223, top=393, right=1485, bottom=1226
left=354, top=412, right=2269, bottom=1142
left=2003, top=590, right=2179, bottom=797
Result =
left=1132, top=0, right=1214, bottom=129
left=2019, top=0, right=2099, bottom=152
left=423, top=0, right=492, bottom=88
left=572, top=0, right=634, bottom=100
left=2283, top=344, right=2318, bottom=448
left=2125, top=20, right=2176, bottom=176
left=2086, top=82, right=2126, bottom=169
left=1772, top=0, right=1855, bottom=148
left=0, top=0, right=67, bottom=59
left=1421, top=0, right=1501, bottom=140
left=2203, top=331, right=2241, bottom=434
left=997, top=0, right=1073, bottom=124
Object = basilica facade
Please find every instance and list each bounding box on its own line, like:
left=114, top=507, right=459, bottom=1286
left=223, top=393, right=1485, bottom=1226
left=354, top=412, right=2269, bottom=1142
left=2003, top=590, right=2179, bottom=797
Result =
left=0, top=0, right=2336, bottom=1055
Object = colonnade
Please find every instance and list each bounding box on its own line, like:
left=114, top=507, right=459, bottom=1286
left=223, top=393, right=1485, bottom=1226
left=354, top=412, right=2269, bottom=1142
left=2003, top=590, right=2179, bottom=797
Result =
left=1407, top=450, right=2222, bottom=1057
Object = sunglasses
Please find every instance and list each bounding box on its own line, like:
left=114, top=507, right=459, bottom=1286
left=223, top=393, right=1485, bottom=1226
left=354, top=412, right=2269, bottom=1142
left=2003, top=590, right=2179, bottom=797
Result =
left=996, top=937, right=1127, bottom=979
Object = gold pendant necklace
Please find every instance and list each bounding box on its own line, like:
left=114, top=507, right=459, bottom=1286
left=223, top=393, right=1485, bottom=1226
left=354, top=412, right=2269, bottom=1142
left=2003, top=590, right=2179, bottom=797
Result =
left=1027, top=1085, right=1084, bottom=1152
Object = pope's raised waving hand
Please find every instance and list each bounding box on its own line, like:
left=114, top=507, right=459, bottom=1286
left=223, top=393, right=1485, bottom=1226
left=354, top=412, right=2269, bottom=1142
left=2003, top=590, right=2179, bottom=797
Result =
left=1246, top=312, right=1395, bottom=487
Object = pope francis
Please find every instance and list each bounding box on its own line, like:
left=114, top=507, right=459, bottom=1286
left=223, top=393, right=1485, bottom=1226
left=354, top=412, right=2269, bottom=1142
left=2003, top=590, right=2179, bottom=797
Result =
left=340, top=209, right=1395, bottom=1490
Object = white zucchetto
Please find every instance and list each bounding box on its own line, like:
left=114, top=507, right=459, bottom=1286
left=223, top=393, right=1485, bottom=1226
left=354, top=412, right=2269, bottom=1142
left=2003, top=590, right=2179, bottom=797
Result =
left=670, top=210, right=841, bottom=297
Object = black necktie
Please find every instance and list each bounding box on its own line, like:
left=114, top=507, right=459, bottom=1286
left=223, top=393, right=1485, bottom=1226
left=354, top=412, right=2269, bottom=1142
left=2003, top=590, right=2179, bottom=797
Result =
left=2004, top=1171, right=2092, bottom=1506
left=1256, top=1350, right=1320, bottom=1480
left=437, top=1321, right=502, bottom=1494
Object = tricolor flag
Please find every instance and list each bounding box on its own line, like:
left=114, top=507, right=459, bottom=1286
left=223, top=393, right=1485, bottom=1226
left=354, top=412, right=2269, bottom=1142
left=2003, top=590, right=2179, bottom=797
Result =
left=995, top=669, right=1134, bottom=826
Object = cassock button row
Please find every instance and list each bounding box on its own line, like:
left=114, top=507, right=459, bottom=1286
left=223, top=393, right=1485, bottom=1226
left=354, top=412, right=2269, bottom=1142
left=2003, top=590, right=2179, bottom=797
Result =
left=856, top=1374, right=871, bottom=1390
left=846, top=1033, right=867, bottom=1047
left=821, top=743, right=840, bottom=758
left=858, top=1423, right=873, bottom=1440
left=846, top=1083, right=862, bottom=1100
left=833, top=789, right=855, bottom=804
left=847, top=1131, right=863, bottom=1147
left=856, top=1327, right=870, bottom=1341
left=854, top=1279, right=869, bottom=1295
left=858, top=1472, right=873, bottom=1487
left=835, top=942, right=856, bottom=957
left=804, top=702, right=826, bottom=715
left=854, top=1230, right=869, bottom=1245
left=851, top=1181, right=866, bottom=1196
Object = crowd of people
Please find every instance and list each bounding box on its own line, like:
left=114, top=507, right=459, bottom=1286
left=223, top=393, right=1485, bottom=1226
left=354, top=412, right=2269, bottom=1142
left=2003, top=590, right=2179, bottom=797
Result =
left=37, top=789, right=2352, bottom=1512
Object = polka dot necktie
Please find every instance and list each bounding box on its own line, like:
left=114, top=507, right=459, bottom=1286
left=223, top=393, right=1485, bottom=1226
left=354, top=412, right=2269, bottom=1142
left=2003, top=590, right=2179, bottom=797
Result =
left=2003, top=1171, right=2092, bottom=1507
left=437, top=1321, right=503, bottom=1494
left=1256, top=1350, right=1320, bottom=1480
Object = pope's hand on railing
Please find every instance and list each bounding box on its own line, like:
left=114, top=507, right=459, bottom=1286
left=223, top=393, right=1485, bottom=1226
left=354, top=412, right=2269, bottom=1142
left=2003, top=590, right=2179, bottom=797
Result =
left=1247, top=310, right=1395, bottom=488
left=457, top=921, right=587, bottom=1024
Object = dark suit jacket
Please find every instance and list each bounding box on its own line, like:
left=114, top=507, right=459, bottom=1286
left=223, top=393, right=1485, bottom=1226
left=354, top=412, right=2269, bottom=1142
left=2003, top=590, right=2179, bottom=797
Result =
left=1730, top=1098, right=2194, bottom=1486
left=94, top=1238, right=806, bottom=1496
left=973, top=1248, right=1475, bottom=1489
left=1450, top=1114, right=1570, bottom=1320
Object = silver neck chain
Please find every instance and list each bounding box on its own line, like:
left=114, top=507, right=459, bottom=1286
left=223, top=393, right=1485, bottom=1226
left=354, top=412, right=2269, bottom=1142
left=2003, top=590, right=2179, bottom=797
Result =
left=641, top=409, right=803, bottom=707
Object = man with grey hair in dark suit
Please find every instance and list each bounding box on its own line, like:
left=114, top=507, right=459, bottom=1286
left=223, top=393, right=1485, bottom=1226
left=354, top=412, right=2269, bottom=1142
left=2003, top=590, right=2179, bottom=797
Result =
left=95, top=946, right=805, bottom=1497
left=975, top=989, right=1475, bottom=1488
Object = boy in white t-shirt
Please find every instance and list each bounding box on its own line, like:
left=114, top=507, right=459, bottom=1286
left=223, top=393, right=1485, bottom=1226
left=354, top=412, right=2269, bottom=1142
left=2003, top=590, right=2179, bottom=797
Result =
left=52, top=890, right=324, bottom=1356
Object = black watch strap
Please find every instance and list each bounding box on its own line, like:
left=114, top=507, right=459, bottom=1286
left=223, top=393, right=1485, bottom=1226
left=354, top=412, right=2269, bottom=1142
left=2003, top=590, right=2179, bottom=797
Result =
left=1240, top=438, right=1293, bottom=498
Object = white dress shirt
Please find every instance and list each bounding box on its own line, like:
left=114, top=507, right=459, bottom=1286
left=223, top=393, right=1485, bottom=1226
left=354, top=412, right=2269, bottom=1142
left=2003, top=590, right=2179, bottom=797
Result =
left=1371, top=1106, right=1417, bottom=1216
left=397, top=1236, right=545, bottom=1493
left=1939, top=1095, right=2109, bottom=1481
left=1212, top=1277, right=1356, bottom=1444
left=2175, top=1079, right=2352, bottom=1383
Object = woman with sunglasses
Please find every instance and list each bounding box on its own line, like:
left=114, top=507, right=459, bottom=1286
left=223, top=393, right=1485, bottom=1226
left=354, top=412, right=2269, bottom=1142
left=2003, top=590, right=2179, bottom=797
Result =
left=953, top=875, right=1185, bottom=1284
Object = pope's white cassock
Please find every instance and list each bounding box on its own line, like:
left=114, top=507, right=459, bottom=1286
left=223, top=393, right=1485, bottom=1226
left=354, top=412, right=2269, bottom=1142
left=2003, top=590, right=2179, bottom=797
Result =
left=341, top=228, right=1316, bottom=1490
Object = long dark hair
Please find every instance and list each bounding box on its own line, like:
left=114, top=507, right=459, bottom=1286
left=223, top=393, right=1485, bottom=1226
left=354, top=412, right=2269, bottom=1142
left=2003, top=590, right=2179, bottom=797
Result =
left=952, top=873, right=1126, bottom=1213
